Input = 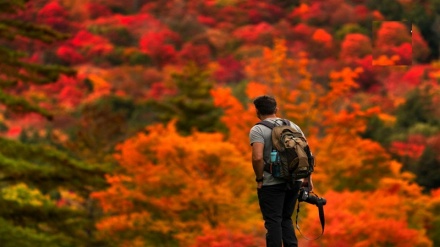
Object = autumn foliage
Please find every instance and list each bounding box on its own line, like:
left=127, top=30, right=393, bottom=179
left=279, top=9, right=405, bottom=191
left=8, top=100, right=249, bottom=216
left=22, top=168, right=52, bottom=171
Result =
left=2, top=0, right=440, bottom=247
left=92, top=121, right=260, bottom=246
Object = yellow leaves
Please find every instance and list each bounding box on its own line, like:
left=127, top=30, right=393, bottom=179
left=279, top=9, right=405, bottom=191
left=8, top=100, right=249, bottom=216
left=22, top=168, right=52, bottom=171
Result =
left=377, top=113, right=396, bottom=126
left=88, top=74, right=111, bottom=91
left=1, top=183, right=53, bottom=207
left=84, top=73, right=112, bottom=102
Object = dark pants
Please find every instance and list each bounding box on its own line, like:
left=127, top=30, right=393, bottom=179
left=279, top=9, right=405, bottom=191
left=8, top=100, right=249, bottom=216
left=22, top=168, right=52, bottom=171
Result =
left=257, top=181, right=302, bottom=247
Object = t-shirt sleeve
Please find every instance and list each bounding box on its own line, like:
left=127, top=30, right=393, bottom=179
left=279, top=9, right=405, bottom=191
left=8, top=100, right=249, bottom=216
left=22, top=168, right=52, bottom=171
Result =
left=249, top=125, right=264, bottom=146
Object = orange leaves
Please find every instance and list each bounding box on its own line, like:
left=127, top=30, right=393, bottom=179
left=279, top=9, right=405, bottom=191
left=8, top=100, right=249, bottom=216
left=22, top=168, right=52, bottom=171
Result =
left=93, top=120, right=257, bottom=246
left=312, top=28, right=332, bottom=47
left=245, top=39, right=295, bottom=90
left=319, top=67, right=379, bottom=136
left=245, top=39, right=318, bottom=124
left=245, top=81, right=268, bottom=99
left=372, top=54, right=400, bottom=66
left=327, top=68, right=361, bottom=97
left=236, top=41, right=400, bottom=194
left=191, top=227, right=262, bottom=247
left=211, top=87, right=256, bottom=154
left=299, top=189, right=432, bottom=247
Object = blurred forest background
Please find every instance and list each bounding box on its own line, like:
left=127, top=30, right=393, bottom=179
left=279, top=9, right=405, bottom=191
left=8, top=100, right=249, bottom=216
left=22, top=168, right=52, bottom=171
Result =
left=1, top=0, right=440, bottom=246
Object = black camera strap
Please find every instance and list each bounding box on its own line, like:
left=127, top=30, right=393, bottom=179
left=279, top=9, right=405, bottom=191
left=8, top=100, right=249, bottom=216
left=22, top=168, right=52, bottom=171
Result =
left=295, top=192, right=325, bottom=240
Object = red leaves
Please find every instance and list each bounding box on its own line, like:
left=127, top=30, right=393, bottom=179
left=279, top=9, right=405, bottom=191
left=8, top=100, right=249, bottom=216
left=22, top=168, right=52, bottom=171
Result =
left=57, top=31, right=114, bottom=64
left=37, top=1, right=69, bottom=30
left=139, top=30, right=180, bottom=67
left=232, top=22, right=276, bottom=45
left=373, top=21, right=412, bottom=65
left=146, top=82, right=175, bottom=100
left=5, top=126, right=22, bottom=139
left=178, top=43, right=211, bottom=67
left=340, top=34, right=372, bottom=59
left=41, top=74, right=86, bottom=110
left=56, top=46, right=85, bottom=64
left=375, top=21, right=411, bottom=47
left=291, top=23, right=315, bottom=42
left=213, top=56, right=244, bottom=84
left=197, top=15, right=216, bottom=27
left=393, top=42, right=413, bottom=65
left=390, top=135, right=427, bottom=160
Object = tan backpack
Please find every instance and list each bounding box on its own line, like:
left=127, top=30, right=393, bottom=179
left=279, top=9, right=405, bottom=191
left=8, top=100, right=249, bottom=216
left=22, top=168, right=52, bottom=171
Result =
left=257, top=119, right=314, bottom=180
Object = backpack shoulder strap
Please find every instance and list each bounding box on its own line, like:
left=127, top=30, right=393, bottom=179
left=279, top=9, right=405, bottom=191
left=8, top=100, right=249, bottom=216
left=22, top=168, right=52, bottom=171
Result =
left=281, top=119, right=291, bottom=126
left=255, top=120, right=275, bottom=129
left=256, top=118, right=290, bottom=128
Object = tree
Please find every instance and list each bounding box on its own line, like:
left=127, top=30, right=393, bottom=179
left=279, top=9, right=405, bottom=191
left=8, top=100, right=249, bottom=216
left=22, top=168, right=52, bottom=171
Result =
left=0, top=136, right=109, bottom=246
left=155, top=63, right=226, bottom=135
left=416, top=146, right=440, bottom=192
left=64, top=95, right=141, bottom=164
left=213, top=40, right=434, bottom=245
left=92, top=121, right=260, bottom=247
left=0, top=0, right=75, bottom=120
left=0, top=1, right=109, bottom=246
left=396, top=85, right=440, bottom=129
left=298, top=180, right=432, bottom=247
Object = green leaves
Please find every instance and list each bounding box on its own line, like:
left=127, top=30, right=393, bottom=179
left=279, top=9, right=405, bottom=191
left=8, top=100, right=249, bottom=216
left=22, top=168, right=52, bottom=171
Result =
left=0, top=137, right=107, bottom=194
left=156, top=63, right=226, bottom=135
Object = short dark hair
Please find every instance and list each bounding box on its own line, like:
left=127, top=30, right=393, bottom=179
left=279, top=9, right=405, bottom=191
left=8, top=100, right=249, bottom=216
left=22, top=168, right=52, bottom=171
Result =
left=253, top=95, right=277, bottom=115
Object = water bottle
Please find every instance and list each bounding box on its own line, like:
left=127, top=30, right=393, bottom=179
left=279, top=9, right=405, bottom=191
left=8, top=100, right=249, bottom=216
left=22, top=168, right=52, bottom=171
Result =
left=270, top=150, right=277, bottom=163
left=270, top=150, right=281, bottom=178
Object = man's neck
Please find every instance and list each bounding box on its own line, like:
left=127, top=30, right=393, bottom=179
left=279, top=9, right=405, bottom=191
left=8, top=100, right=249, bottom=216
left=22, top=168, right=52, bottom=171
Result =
left=260, top=114, right=277, bottom=120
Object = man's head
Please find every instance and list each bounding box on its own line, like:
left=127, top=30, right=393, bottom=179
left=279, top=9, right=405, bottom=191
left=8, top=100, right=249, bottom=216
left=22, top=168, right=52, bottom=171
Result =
left=253, top=95, right=277, bottom=118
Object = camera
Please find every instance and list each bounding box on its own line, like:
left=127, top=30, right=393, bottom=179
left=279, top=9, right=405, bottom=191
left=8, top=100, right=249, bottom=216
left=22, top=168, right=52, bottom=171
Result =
left=298, top=188, right=327, bottom=206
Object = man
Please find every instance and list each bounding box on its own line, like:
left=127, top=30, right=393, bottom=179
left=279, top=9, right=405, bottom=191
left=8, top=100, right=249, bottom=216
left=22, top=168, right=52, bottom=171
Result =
left=249, top=95, right=313, bottom=247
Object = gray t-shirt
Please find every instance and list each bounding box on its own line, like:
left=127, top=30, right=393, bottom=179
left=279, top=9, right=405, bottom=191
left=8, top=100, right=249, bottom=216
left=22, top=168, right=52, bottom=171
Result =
left=249, top=118, right=305, bottom=186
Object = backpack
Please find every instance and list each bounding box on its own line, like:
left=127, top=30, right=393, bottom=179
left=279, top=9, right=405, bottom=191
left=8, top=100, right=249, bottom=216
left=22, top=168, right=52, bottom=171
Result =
left=257, top=119, right=314, bottom=181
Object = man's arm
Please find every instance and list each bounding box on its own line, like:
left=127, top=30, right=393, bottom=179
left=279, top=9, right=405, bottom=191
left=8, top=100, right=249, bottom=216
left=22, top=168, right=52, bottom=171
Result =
left=251, top=142, right=264, bottom=188
left=302, top=175, right=314, bottom=191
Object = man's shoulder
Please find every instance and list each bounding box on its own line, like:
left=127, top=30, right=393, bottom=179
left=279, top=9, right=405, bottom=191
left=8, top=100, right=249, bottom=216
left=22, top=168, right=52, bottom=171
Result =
left=250, top=123, right=264, bottom=133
